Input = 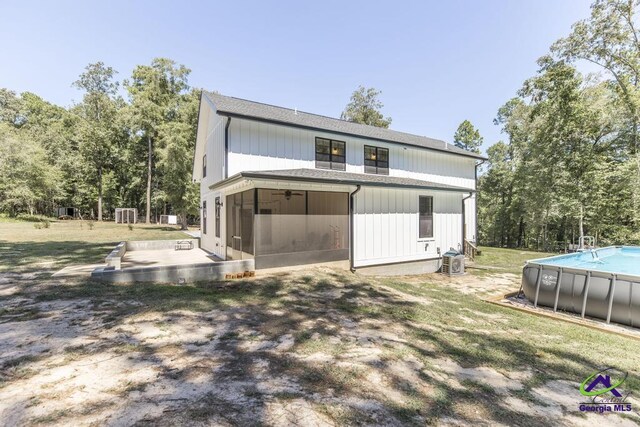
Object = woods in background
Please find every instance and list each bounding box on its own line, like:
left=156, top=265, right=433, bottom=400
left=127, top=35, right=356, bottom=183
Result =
left=478, top=0, right=640, bottom=250
left=0, top=58, right=199, bottom=228
left=1, top=1, right=638, bottom=249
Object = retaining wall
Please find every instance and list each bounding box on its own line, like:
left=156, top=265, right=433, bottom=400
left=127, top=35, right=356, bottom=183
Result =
left=104, top=239, right=201, bottom=271
left=125, top=239, right=200, bottom=251
left=91, top=259, right=255, bottom=283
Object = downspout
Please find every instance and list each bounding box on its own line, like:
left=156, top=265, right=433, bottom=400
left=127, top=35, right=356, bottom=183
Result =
left=474, top=159, right=486, bottom=244
left=462, top=192, right=473, bottom=255
left=224, top=117, right=231, bottom=179
left=349, top=185, right=362, bottom=273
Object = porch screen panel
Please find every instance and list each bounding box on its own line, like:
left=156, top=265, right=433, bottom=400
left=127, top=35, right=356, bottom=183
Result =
left=241, top=190, right=254, bottom=254
left=254, top=189, right=349, bottom=265
left=226, top=190, right=254, bottom=259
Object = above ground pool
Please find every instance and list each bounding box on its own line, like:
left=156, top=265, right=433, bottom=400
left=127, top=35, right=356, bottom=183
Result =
left=521, top=246, right=640, bottom=327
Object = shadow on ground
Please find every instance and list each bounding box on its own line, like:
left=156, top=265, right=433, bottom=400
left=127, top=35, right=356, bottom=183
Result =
left=0, top=269, right=638, bottom=426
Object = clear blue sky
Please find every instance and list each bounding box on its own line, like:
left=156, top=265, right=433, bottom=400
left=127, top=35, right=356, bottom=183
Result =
left=0, top=0, right=594, bottom=154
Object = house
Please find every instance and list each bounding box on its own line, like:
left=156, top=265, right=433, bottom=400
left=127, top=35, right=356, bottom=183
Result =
left=192, top=91, right=486, bottom=273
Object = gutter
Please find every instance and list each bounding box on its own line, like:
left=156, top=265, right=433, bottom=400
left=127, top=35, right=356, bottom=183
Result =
left=224, top=117, right=231, bottom=179
left=349, top=185, right=361, bottom=273
left=462, top=192, right=473, bottom=255
left=210, top=171, right=476, bottom=193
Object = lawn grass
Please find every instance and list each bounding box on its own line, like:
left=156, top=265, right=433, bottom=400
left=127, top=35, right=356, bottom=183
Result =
left=6, top=268, right=639, bottom=424
left=2, top=229, right=639, bottom=425
left=472, top=246, right=556, bottom=275
left=0, top=220, right=189, bottom=273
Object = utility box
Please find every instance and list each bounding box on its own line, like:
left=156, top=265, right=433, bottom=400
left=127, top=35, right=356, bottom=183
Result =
left=442, top=249, right=465, bottom=276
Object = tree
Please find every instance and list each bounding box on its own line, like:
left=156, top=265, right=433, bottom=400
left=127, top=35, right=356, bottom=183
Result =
left=551, top=0, right=640, bottom=225
left=73, top=62, right=120, bottom=220
left=0, top=89, right=23, bottom=125
left=0, top=124, right=61, bottom=215
left=124, top=58, right=191, bottom=223
left=341, top=86, right=392, bottom=128
left=156, top=89, right=200, bottom=229
left=14, top=92, right=82, bottom=215
left=453, top=120, right=483, bottom=153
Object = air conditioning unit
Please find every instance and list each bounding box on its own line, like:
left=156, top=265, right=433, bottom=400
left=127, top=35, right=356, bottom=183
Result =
left=442, top=249, right=465, bottom=276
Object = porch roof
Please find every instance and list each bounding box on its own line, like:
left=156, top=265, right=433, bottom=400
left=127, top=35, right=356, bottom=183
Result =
left=209, top=168, right=475, bottom=193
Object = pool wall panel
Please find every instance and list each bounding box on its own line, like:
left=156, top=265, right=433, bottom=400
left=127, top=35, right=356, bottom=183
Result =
left=522, top=261, right=640, bottom=328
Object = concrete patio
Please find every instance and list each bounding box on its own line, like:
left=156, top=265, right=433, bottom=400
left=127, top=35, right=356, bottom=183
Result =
left=91, top=239, right=255, bottom=283
left=121, top=247, right=218, bottom=269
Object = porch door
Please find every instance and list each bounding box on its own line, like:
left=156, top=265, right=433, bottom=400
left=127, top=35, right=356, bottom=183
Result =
left=225, top=190, right=254, bottom=260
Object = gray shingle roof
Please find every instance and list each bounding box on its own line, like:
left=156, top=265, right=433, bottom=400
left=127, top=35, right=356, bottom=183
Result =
left=204, top=91, right=486, bottom=160
left=210, top=168, right=474, bottom=192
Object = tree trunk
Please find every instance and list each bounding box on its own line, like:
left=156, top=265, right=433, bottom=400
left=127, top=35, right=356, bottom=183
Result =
left=180, top=213, right=188, bottom=230
left=146, top=135, right=152, bottom=224
left=579, top=204, right=584, bottom=244
left=97, top=166, right=103, bottom=221
left=517, top=216, right=524, bottom=247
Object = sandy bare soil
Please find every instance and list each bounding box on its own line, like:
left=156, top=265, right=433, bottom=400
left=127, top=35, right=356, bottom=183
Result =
left=0, top=268, right=638, bottom=426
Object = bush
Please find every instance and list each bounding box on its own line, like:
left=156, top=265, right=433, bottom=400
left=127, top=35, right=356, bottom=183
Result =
left=87, top=221, right=95, bottom=230
left=128, top=223, right=134, bottom=231
left=42, top=219, right=50, bottom=229
left=16, top=213, right=55, bottom=223
left=33, top=223, right=42, bottom=229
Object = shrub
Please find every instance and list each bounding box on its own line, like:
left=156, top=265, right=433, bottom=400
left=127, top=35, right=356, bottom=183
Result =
left=17, top=213, right=55, bottom=223
left=87, top=221, right=95, bottom=230
left=128, top=224, right=134, bottom=231
left=33, top=223, right=42, bottom=229
left=42, top=220, right=50, bottom=229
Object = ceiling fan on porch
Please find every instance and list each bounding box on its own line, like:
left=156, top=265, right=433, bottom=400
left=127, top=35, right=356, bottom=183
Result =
left=271, top=190, right=303, bottom=200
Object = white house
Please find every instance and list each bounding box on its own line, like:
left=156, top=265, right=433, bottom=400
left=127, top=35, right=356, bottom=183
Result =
left=192, top=91, right=486, bottom=273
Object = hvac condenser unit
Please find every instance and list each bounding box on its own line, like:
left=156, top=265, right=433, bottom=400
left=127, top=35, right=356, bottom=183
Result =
left=442, top=249, right=465, bottom=276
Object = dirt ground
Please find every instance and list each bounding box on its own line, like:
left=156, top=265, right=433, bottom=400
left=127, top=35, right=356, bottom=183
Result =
left=1, top=266, right=639, bottom=426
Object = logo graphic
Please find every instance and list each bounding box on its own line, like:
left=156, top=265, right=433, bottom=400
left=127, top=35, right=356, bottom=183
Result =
left=578, top=368, right=633, bottom=414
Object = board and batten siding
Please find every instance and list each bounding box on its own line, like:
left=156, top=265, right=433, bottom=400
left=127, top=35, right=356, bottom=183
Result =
left=198, top=99, right=226, bottom=256
left=226, top=117, right=476, bottom=189
left=353, top=187, right=463, bottom=267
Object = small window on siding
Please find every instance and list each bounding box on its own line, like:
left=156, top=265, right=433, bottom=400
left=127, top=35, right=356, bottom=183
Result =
left=364, top=145, right=389, bottom=175
left=202, top=201, right=207, bottom=234
left=419, top=196, right=433, bottom=239
left=203, top=154, right=207, bottom=178
left=315, top=137, right=346, bottom=171
left=214, top=197, right=221, bottom=238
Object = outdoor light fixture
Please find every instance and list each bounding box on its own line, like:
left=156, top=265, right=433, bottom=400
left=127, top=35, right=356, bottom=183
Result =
left=215, top=199, right=223, bottom=207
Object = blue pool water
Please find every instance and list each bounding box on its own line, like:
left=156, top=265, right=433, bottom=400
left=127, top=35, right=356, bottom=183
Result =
left=529, top=246, right=640, bottom=276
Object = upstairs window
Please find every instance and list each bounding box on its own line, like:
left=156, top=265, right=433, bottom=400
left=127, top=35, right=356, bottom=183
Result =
left=419, top=196, right=433, bottom=239
left=203, top=154, right=207, bottom=178
left=202, top=201, right=207, bottom=234
left=364, top=145, right=389, bottom=175
left=315, top=137, right=346, bottom=171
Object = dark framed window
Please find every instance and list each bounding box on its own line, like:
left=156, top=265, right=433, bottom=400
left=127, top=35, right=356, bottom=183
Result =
left=315, top=137, right=346, bottom=171
left=364, top=145, right=389, bottom=175
left=214, top=197, right=221, bottom=238
left=203, top=154, right=207, bottom=178
left=419, top=196, right=433, bottom=239
left=202, top=201, right=207, bottom=234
